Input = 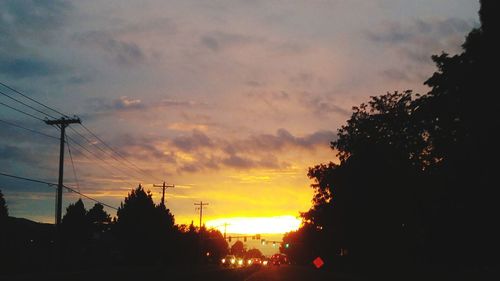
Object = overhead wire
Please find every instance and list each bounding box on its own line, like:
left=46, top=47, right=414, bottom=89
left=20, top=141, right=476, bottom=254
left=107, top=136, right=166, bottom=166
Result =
left=67, top=126, right=145, bottom=180
left=64, top=134, right=139, bottom=189
left=0, top=171, right=118, bottom=210
left=65, top=132, right=81, bottom=194
left=0, top=101, right=46, bottom=122
left=79, top=123, right=162, bottom=182
left=64, top=133, right=142, bottom=183
left=0, top=81, right=150, bottom=208
left=0, top=81, right=69, bottom=118
left=0, top=118, right=58, bottom=140
left=0, top=89, right=57, bottom=119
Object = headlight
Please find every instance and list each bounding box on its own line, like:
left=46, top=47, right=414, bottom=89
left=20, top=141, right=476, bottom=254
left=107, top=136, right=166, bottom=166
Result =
left=238, top=259, right=243, bottom=265
left=231, top=259, right=236, bottom=264
left=263, top=260, right=268, bottom=266
left=221, top=258, right=226, bottom=263
left=248, top=260, right=252, bottom=265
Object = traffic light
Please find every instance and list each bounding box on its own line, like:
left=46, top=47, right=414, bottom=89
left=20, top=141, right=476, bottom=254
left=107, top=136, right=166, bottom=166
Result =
left=285, top=243, right=290, bottom=248
left=256, top=234, right=261, bottom=240
left=228, top=236, right=232, bottom=242
left=244, top=236, right=247, bottom=242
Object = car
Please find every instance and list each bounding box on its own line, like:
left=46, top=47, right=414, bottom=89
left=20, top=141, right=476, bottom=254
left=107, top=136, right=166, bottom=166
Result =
left=246, top=257, right=262, bottom=266
left=221, top=255, right=237, bottom=267
left=270, top=254, right=289, bottom=266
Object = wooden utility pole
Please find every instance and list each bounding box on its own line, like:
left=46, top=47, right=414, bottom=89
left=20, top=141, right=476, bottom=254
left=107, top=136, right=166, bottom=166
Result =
left=153, top=181, right=174, bottom=207
left=45, top=116, right=81, bottom=225
left=194, top=201, right=209, bottom=228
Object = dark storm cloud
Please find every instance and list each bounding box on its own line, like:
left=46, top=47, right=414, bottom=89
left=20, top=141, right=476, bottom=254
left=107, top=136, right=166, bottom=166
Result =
left=0, top=0, right=71, bottom=42
left=0, top=0, right=72, bottom=78
left=74, top=31, right=146, bottom=66
left=200, top=31, right=261, bottom=52
left=172, top=130, right=214, bottom=152
left=85, top=97, right=207, bottom=115
left=103, top=134, right=176, bottom=163
left=301, top=94, right=351, bottom=117
left=170, top=128, right=335, bottom=156
left=0, top=57, right=63, bottom=78
left=366, top=17, right=476, bottom=66
left=0, top=145, right=39, bottom=164
left=366, top=18, right=474, bottom=45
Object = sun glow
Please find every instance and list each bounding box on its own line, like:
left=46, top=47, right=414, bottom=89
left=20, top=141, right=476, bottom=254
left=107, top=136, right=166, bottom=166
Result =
left=206, top=215, right=301, bottom=234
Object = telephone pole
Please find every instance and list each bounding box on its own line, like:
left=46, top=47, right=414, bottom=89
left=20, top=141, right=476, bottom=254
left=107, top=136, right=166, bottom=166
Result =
left=194, top=201, right=209, bottom=228
left=223, top=222, right=230, bottom=239
left=45, top=116, right=81, bottom=225
left=153, top=181, right=174, bottom=207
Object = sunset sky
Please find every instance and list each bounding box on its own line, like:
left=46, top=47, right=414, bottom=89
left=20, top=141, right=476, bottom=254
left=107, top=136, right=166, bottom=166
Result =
left=0, top=1, right=479, bottom=234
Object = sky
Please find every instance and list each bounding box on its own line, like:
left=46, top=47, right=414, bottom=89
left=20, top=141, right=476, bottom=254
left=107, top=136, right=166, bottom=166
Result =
left=0, top=0, right=479, bottom=233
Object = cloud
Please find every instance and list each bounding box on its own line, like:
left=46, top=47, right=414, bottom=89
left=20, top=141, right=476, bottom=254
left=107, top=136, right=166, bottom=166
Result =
left=0, top=0, right=72, bottom=78
left=169, top=129, right=335, bottom=173
left=74, top=30, right=146, bottom=66
left=200, top=31, right=260, bottom=52
left=300, top=94, right=351, bottom=117
left=0, top=145, right=39, bottom=164
left=161, top=99, right=208, bottom=108
left=86, top=97, right=207, bottom=115
left=0, top=57, right=63, bottom=78
left=366, top=17, right=476, bottom=63
left=172, top=130, right=213, bottom=152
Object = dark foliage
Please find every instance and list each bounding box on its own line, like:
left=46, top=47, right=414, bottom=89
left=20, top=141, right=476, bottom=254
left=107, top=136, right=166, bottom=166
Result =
left=287, top=0, right=499, bottom=273
left=114, top=184, right=175, bottom=264
left=230, top=240, right=246, bottom=257
left=0, top=189, right=7, bottom=219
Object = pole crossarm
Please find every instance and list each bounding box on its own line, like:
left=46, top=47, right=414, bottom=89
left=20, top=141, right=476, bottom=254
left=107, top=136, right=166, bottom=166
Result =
left=44, top=116, right=81, bottom=126
left=44, top=116, right=81, bottom=225
left=194, top=201, right=209, bottom=228
left=153, top=181, right=174, bottom=207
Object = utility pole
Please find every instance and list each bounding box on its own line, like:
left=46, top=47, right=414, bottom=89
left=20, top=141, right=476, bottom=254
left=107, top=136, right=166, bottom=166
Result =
left=223, top=222, right=229, bottom=239
left=194, top=201, right=209, bottom=228
left=153, top=181, right=174, bottom=207
left=45, top=116, right=81, bottom=226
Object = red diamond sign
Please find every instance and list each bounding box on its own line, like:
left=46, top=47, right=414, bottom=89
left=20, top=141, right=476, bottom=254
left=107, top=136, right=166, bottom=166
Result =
left=313, top=257, right=324, bottom=269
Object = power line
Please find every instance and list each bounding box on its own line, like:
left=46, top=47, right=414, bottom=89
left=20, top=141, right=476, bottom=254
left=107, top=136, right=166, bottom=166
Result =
left=0, top=118, right=59, bottom=140
left=0, top=171, right=118, bottom=210
left=194, top=201, right=209, bottom=228
left=0, top=81, right=69, bottom=118
left=65, top=133, right=144, bottom=185
left=79, top=123, right=161, bottom=181
left=68, top=126, right=145, bottom=180
left=0, top=89, right=57, bottom=119
left=0, top=101, right=46, bottom=122
left=65, top=132, right=81, bottom=194
left=64, top=134, right=139, bottom=189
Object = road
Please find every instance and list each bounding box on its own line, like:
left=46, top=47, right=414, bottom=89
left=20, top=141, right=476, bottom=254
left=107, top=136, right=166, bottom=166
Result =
left=242, top=264, right=356, bottom=281
left=2, top=264, right=356, bottom=281
left=4, top=264, right=494, bottom=281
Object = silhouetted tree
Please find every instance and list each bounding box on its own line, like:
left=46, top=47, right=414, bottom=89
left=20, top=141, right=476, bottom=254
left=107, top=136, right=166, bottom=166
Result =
left=0, top=189, right=7, bottom=220
left=411, top=0, right=500, bottom=267
left=62, top=198, right=91, bottom=241
left=230, top=240, right=246, bottom=257
left=202, top=228, right=229, bottom=262
left=300, top=0, right=499, bottom=272
left=87, top=203, right=111, bottom=225
left=114, top=185, right=175, bottom=264
left=245, top=248, right=263, bottom=259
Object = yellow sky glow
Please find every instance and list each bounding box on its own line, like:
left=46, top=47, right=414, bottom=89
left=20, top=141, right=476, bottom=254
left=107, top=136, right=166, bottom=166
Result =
left=206, top=215, right=301, bottom=235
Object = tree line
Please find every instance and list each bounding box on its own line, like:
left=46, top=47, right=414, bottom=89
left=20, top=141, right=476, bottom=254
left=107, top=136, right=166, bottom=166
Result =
left=0, top=186, right=229, bottom=273
left=282, top=0, right=498, bottom=273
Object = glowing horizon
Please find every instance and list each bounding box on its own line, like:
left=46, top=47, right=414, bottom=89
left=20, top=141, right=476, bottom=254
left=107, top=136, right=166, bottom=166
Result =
left=206, top=215, right=302, bottom=235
